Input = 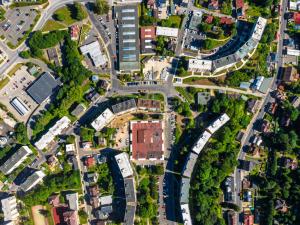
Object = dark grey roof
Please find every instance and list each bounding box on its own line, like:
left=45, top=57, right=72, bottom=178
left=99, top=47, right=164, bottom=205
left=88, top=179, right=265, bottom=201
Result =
left=20, top=171, right=44, bottom=192
left=26, top=72, right=59, bottom=104
left=115, top=5, right=140, bottom=71
left=112, top=99, right=137, bottom=114
left=124, top=177, right=136, bottom=203
left=71, top=103, right=86, bottom=118
left=140, top=39, right=156, bottom=55
left=0, top=146, right=31, bottom=175
left=124, top=204, right=136, bottom=225
left=212, top=54, right=238, bottom=71
left=182, top=152, right=198, bottom=178
left=180, top=177, right=190, bottom=204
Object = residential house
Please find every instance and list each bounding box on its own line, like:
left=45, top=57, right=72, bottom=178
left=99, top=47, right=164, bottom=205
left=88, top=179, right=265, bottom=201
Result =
left=246, top=99, right=260, bottom=113
left=291, top=96, right=300, bottom=108
left=48, top=194, right=60, bottom=207
left=84, top=156, right=95, bottom=168
left=267, top=102, right=277, bottom=115
left=282, top=66, right=298, bottom=83
left=260, top=120, right=271, bottom=133
left=86, top=172, right=98, bottom=184
left=63, top=210, right=79, bottom=225
left=70, top=25, right=80, bottom=41
left=236, top=0, right=245, bottom=18
left=66, top=193, right=79, bottom=211
left=294, top=12, right=300, bottom=30
left=208, top=0, right=219, bottom=10
left=205, top=15, right=214, bottom=24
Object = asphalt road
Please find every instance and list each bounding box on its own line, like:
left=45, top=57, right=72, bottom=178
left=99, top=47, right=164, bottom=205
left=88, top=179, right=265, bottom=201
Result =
left=234, top=0, right=288, bottom=223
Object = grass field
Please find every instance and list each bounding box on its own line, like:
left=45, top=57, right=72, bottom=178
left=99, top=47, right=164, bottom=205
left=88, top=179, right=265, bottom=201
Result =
left=0, top=77, right=9, bottom=90
left=53, top=6, right=77, bottom=25
left=159, top=15, right=184, bottom=28
left=42, top=20, right=66, bottom=32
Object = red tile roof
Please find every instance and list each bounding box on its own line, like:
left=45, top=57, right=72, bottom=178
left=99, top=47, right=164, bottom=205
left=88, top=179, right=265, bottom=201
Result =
left=244, top=214, right=254, bottom=225
left=52, top=207, right=68, bottom=225
left=140, top=26, right=156, bottom=40
left=209, top=0, right=219, bottom=7
left=70, top=25, right=80, bottom=39
left=220, top=17, right=233, bottom=25
left=205, top=15, right=214, bottom=24
left=130, top=121, right=164, bottom=160
left=84, top=157, right=95, bottom=168
left=137, top=99, right=161, bottom=110
left=236, top=0, right=244, bottom=9
left=63, top=210, right=79, bottom=225
left=294, top=12, right=300, bottom=25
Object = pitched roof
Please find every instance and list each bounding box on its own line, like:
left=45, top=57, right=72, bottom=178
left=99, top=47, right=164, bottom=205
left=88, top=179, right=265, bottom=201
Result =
left=294, top=12, right=300, bottom=24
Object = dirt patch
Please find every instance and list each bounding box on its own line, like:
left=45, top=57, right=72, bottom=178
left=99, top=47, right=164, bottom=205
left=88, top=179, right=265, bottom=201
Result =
left=32, top=205, right=49, bottom=225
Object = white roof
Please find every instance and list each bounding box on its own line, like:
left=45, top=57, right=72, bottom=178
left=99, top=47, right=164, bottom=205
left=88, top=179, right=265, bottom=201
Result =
left=80, top=41, right=108, bottom=67
left=289, top=1, right=300, bottom=10
left=287, top=48, right=300, bottom=56
left=115, top=152, right=133, bottom=178
left=35, top=116, right=71, bottom=150
left=188, top=59, right=212, bottom=71
left=10, top=97, right=29, bottom=116
left=100, top=195, right=113, bottom=206
left=65, top=144, right=75, bottom=152
left=91, top=108, right=115, bottom=131
left=156, top=26, right=179, bottom=37
left=1, top=196, right=19, bottom=221
left=192, top=131, right=211, bottom=154
left=207, top=113, right=230, bottom=134
left=181, top=204, right=192, bottom=225
left=66, top=193, right=79, bottom=211
left=252, top=17, right=267, bottom=41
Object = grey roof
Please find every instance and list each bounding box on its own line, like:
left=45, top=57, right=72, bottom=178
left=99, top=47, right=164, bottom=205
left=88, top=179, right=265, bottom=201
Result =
left=235, top=38, right=257, bottom=59
left=212, top=54, right=238, bottom=71
left=26, top=72, right=59, bottom=104
left=189, top=12, right=203, bottom=31
left=71, top=103, right=86, bottom=118
left=182, top=152, right=198, bottom=178
left=112, top=99, right=137, bottom=114
left=115, top=5, right=140, bottom=71
left=258, top=77, right=272, bottom=94
left=0, top=146, right=31, bottom=175
left=124, top=204, right=136, bottom=225
left=66, top=193, right=79, bottom=211
left=124, top=177, right=136, bottom=203
left=180, top=177, right=190, bottom=204
left=20, top=171, right=44, bottom=192
left=197, top=92, right=211, bottom=105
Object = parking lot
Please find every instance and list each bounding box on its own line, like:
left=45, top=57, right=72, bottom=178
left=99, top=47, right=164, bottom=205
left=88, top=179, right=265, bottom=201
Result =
left=0, top=7, right=38, bottom=47
left=0, top=66, right=38, bottom=122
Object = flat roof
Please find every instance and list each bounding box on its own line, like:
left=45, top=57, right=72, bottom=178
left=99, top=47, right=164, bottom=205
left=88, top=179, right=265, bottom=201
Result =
left=0, top=146, right=32, bottom=175
left=115, top=5, right=140, bottom=71
left=192, top=131, right=211, bottom=154
left=137, top=99, right=161, bottom=111
left=112, top=99, right=137, bottom=114
left=124, top=177, right=136, bottom=203
left=252, top=17, right=267, bottom=41
left=130, top=120, right=164, bottom=161
left=66, top=193, right=79, bottom=211
left=124, top=204, right=136, bottom=225
left=188, top=59, right=212, bottom=71
left=180, top=177, right=190, bottom=204
left=181, top=204, right=192, bottom=225
left=35, top=116, right=71, bottom=150
left=189, top=11, right=203, bottom=31
left=80, top=41, right=107, bottom=67
left=115, top=152, right=133, bottom=178
left=207, top=113, right=230, bottom=134
left=1, top=196, right=19, bottom=221
left=91, top=108, right=115, bottom=131
left=10, top=97, right=29, bottom=116
left=20, top=170, right=45, bottom=192
left=26, top=72, right=59, bottom=104
left=156, top=26, right=179, bottom=37
left=182, top=152, right=198, bottom=178
left=99, top=195, right=113, bottom=206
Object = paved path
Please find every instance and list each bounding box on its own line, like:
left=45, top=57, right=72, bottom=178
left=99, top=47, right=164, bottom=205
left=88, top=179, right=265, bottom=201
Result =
left=174, top=83, right=265, bottom=97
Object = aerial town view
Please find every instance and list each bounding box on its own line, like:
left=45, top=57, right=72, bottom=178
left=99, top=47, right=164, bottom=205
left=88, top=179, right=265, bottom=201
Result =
left=0, top=0, right=299, bottom=225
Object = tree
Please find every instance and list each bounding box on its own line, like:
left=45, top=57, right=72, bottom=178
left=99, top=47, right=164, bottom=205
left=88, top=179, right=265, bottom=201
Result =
left=202, top=39, right=214, bottom=50
left=94, top=0, right=109, bottom=15
left=19, top=51, right=31, bottom=59
left=54, top=12, right=66, bottom=21
left=74, top=2, right=86, bottom=21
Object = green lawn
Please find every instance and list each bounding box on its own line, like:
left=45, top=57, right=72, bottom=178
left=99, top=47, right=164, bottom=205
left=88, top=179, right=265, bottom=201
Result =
left=159, top=15, right=184, bottom=28
left=0, top=7, right=5, bottom=22
left=53, top=4, right=87, bottom=26
left=0, top=77, right=9, bottom=90
left=42, top=20, right=67, bottom=32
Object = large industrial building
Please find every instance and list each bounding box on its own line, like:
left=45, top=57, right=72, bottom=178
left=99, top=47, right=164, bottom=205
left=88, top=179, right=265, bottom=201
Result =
left=26, top=72, right=59, bottom=104
left=115, top=5, right=140, bottom=72
left=80, top=41, right=108, bottom=67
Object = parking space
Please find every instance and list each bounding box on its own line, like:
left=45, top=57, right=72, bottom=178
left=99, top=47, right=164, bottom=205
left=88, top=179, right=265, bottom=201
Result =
left=0, top=7, right=38, bottom=46
left=0, top=66, right=38, bottom=122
